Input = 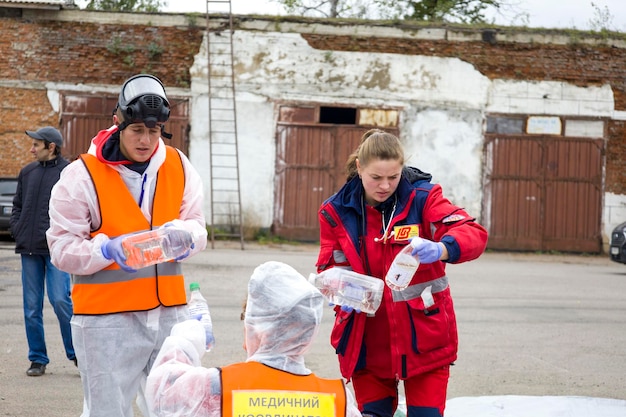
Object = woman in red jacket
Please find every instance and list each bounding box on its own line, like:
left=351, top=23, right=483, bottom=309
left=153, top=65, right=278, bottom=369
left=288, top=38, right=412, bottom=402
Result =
left=316, top=129, right=488, bottom=417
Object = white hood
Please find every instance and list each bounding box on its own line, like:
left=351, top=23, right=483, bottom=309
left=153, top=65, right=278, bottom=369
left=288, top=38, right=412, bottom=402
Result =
left=244, top=261, right=324, bottom=375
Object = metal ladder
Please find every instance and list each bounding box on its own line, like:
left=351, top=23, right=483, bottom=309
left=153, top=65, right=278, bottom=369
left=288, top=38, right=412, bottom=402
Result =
left=206, top=0, right=244, bottom=249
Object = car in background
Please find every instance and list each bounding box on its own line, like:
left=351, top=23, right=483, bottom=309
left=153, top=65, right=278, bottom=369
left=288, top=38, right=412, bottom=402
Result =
left=609, top=221, right=626, bottom=264
left=0, top=177, right=18, bottom=234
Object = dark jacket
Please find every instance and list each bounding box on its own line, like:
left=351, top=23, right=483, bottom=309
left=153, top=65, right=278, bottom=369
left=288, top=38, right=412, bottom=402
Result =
left=10, top=155, right=69, bottom=255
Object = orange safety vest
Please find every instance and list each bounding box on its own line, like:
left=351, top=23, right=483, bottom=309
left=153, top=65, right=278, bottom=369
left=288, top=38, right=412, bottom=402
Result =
left=72, top=146, right=187, bottom=315
left=221, top=362, right=347, bottom=417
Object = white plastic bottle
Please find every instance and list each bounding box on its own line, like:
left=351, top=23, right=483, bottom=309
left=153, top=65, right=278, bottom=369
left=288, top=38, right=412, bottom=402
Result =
left=308, top=268, right=384, bottom=314
left=122, top=227, right=193, bottom=269
left=385, top=237, right=422, bottom=291
left=187, top=282, right=215, bottom=352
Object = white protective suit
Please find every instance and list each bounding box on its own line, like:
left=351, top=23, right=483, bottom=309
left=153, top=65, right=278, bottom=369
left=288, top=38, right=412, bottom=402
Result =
left=47, top=127, right=208, bottom=417
left=145, top=261, right=362, bottom=417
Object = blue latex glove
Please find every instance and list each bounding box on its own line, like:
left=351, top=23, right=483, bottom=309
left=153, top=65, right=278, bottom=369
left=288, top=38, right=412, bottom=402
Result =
left=101, top=236, right=137, bottom=273
left=173, top=243, right=195, bottom=261
left=341, top=305, right=361, bottom=314
left=162, top=222, right=195, bottom=261
left=329, top=303, right=361, bottom=314
left=411, top=238, right=443, bottom=264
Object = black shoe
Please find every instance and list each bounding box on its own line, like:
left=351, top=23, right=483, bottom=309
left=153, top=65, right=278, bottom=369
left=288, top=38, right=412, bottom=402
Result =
left=73, top=358, right=77, bottom=367
left=26, top=362, right=46, bottom=377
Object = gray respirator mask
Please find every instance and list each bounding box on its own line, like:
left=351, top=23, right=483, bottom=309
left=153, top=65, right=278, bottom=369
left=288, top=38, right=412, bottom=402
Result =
left=115, top=74, right=172, bottom=139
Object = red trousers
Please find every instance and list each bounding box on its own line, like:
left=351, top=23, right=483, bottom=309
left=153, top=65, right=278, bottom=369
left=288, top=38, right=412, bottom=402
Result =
left=351, top=365, right=450, bottom=417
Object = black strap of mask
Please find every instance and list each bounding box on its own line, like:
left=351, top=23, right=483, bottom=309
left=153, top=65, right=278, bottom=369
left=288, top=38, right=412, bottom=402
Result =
left=160, top=125, right=172, bottom=139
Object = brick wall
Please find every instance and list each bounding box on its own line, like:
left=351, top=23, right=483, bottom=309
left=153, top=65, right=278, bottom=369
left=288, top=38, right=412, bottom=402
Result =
left=0, top=18, right=203, bottom=87
left=0, top=14, right=204, bottom=175
left=608, top=119, right=626, bottom=192
left=0, top=88, right=55, bottom=174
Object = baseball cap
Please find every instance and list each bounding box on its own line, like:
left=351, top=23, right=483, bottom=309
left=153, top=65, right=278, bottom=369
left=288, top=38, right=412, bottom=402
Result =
left=25, top=126, right=63, bottom=148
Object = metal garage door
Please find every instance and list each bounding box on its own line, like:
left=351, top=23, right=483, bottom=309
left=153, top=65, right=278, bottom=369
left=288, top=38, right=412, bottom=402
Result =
left=483, top=134, right=603, bottom=253
left=272, top=105, right=399, bottom=241
left=273, top=125, right=367, bottom=241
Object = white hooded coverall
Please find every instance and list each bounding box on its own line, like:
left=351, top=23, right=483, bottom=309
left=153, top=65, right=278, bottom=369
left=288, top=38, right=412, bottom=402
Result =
left=47, top=130, right=208, bottom=417
left=145, top=261, right=361, bottom=417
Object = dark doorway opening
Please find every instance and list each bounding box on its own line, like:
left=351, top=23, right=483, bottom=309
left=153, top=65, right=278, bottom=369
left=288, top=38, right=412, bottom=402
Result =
left=319, top=107, right=357, bottom=124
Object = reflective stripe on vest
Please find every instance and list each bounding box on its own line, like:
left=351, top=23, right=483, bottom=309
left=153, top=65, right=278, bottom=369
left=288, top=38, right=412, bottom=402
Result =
left=72, top=146, right=187, bottom=315
left=390, top=275, right=449, bottom=302
left=221, top=362, right=347, bottom=417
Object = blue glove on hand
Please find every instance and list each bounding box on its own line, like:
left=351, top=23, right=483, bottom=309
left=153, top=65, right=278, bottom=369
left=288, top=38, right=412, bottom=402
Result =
left=341, top=305, right=361, bottom=314
left=173, top=243, right=195, bottom=261
left=411, top=238, right=443, bottom=264
left=328, top=303, right=361, bottom=314
left=162, top=222, right=195, bottom=262
left=101, top=236, right=137, bottom=273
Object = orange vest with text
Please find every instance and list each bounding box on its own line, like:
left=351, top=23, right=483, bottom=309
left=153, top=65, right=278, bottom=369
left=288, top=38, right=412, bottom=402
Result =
left=221, top=361, right=347, bottom=417
left=72, top=146, right=187, bottom=315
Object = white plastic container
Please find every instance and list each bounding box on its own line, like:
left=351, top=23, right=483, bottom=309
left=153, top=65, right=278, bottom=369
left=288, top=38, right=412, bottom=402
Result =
left=385, top=238, right=422, bottom=291
left=187, top=282, right=215, bottom=352
left=122, top=227, right=193, bottom=269
left=308, top=268, right=384, bottom=314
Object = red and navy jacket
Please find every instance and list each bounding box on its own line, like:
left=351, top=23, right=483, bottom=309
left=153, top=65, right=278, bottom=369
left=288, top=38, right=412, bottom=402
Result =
left=316, top=166, right=488, bottom=380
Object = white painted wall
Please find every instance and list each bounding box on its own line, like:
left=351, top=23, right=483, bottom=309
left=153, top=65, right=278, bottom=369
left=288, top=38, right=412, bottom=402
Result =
left=188, top=29, right=620, bottom=247
left=487, top=79, right=614, bottom=116
left=402, top=108, right=485, bottom=216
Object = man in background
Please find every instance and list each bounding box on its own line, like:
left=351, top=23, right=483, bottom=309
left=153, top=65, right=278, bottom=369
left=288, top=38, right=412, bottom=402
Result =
left=10, top=126, right=76, bottom=377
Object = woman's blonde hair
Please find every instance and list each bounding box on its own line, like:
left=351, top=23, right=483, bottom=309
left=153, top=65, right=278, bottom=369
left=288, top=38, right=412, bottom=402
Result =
left=345, top=129, right=404, bottom=180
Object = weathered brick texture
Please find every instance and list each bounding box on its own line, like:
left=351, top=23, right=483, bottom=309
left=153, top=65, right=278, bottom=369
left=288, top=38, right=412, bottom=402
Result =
left=0, top=18, right=203, bottom=87
left=0, top=88, right=59, bottom=175
left=0, top=15, right=204, bottom=175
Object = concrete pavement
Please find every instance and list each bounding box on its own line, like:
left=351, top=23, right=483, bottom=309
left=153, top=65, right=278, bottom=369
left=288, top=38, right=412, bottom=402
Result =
left=0, top=240, right=625, bottom=416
